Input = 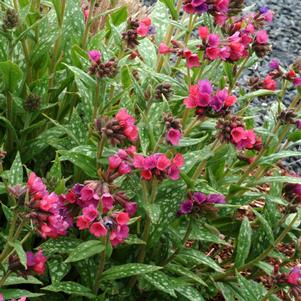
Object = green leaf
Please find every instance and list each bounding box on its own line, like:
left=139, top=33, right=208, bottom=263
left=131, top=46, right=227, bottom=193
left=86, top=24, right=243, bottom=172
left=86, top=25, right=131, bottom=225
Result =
left=110, top=6, right=128, bottom=26
left=8, top=152, right=23, bottom=186
left=65, top=240, right=105, bottom=263
left=0, top=61, right=23, bottom=92
left=235, top=217, right=252, bottom=268
left=238, top=89, right=280, bottom=101
left=3, top=275, right=42, bottom=286
left=177, top=249, right=224, bottom=272
left=236, top=272, right=264, bottom=301
left=258, top=151, right=301, bottom=166
left=215, top=282, right=241, bottom=301
left=141, top=271, right=177, bottom=297
left=42, top=282, right=95, bottom=299
left=252, top=209, right=274, bottom=244
left=38, top=237, right=81, bottom=256
left=125, top=235, right=146, bottom=245
left=159, top=0, right=179, bottom=20
left=9, top=240, right=26, bottom=268
left=176, top=286, right=205, bottom=301
left=101, top=263, right=162, bottom=281
left=48, top=153, right=62, bottom=179
left=252, top=176, right=301, bottom=185
left=48, top=257, right=70, bottom=284
left=166, top=263, right=207, bottom=286
left=0, top=289, right=43, bottom=299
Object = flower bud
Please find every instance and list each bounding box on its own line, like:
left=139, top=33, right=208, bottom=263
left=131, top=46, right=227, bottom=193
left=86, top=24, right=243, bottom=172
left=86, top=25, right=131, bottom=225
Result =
left=3, top=9, right=19, bottom=30
left=24, top=94, right=41, bottom=112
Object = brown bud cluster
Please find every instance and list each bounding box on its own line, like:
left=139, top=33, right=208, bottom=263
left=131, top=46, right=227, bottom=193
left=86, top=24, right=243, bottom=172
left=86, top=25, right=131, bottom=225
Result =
left=252, top=43, right=272, bottom=58
left=277, top=109, right=297, bottom=125
left=95, top=117, right=126, bottom=146
left=163, top=113, right=181, bottom=131
left=155, top=83, right=172, bottom=100
left=24, top=93, right=41, bottom=112
left=216, top=114, right=244, bottom=143
left=122, top=29, right=139, bottom=49
left=3, top=8, right=19, bottom=30
left=89, top=58, right=118, bottom=79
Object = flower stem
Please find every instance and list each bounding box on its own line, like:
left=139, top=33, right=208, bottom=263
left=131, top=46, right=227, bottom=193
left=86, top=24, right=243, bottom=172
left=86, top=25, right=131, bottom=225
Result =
left=160, top=218, right=192, bottom=266
left=94, top=236, right=107, bottom=294
left=82, top=0, right=96, bottom=49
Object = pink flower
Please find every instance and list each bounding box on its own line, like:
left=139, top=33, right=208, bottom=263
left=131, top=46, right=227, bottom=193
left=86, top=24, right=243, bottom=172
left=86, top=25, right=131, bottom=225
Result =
left=224, top=95, right=237, bottom=107
left=231, top=127, right=245, bottom=143
left=124, top=202, right=137, bottom=216
left=159, top=42, right=171, bottom=54
left=90, top=222, right=107, bottom=238
left=0, top=294, right=3, bottom=301
left=166, top=128, right=182, bottom=145
left=167, top=165, right=180, bottom=180
left=118, top=162, right=132, bottom=175
left=83, top=205, right=99, bottom=222
left=77, top=215, right=91, bottom=230
left=256, top=30, right=268, bottom=44
left=110, top=224, right=129, bottom=246
left=137, top=17, right=152, bottom=37
left=88, top=50, right=101, bottom=63
left=109, top=154, right=122, bottom=169
left=80, top=185, right=99, bottom=203
left=26, top=250, right=47, bottom=275
left=208, top=34, right=220, bottom=47
left=172, top=153, right=184, bottom=167
left=287, top=267, right=301, bottom=285
left=115, top=212, right=130, bottom=225
left=39, top=192, right=59, bottom=212
left=186, top=54, right=200, bottom=68
left=198, top=92, right=211, bottom=107
left=236, top=130, right=257, bottom=149
left=27, top=172, right=47, bottom=196
left=206, top=47, right=220, bottom=60
left=141, top=170, right=152, bottom=180
left=198, top=26, right=209, bottom=40
left=156, top=155, right=171, bottom=171
left=101, top=193, right=114, bottom=211
left=293, top=77, right=301, bottom=87
left=133, top=154, right=145, bottom=169
left=115, top=108, right=138, bottom=142
left=263, top=75, right=277, bottom=90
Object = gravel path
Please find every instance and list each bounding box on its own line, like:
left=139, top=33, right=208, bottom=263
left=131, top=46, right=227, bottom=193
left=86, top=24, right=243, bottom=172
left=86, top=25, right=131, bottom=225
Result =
left=143, top=0, right=301, bottom=174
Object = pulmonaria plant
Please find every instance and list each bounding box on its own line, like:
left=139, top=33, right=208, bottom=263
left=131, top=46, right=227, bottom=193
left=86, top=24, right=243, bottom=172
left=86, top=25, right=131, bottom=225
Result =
left=1, top=0, right=301, bottom=300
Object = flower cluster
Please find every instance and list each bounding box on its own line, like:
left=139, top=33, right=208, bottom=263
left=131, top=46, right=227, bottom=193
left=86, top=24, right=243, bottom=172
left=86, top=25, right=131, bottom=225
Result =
left=88, top=50, right=118, bottom=78
left=216, top=114, right=262, bottom=151
left=177, top=192, right=226, bottom=216
left=183, top=0, right=229, bottom=25
left=184, top=79, right=237, bottom=116
left=133, top=153, right=184, bottom=181
left=95, top=108, right=138, bottom=145
left=27, top=173, right=72, bottom=239
left=9, top=250, right=47, bottom=276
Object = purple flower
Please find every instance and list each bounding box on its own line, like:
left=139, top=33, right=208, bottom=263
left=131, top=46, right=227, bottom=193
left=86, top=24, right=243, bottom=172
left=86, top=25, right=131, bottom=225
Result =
left=269, top=58, right=280, bottom=70
left=198, top=79, right=212, bottom=94
left=210, top=95, right=224, bottom=112
left=296, top=120, right=301, bottom=130
left=88, top=50, right=101, bottom=63
left=259, top=6, right=269, bottom=14
left=178, top=199, right=194, bottom=215
left=193, top=192, right=207, bottom=204
left=293, top=77, right=301, bottom=87
left=207, top=194, right=226, bottom=204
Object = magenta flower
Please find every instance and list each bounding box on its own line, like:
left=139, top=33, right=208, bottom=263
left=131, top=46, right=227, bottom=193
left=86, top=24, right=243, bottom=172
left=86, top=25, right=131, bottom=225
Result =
left=124, top=202, right=137, bottom=216
left=115, top=212, right=130, bottom=225
left=77, top=215, right=91, bottom=230
left=263, top=75, right=277, bottom=90
left=186, top=54, right=200, bottom=68
left=231, top=127, right=245, bottom=143
left=26, top=250, right=47, bottom=275
left=83, top=204, right=99, bottom=222
left=256, top=30, right=269, bottom=44
left=90, top=222, right=107, bottom=238
left=287, top=267, right=301, bottom=285
left=166, top=128, right=182, bottom=146
left=293, top=77, right=301, bottom=87
left=115, top=108, right=138, bottom=142
left=159, top=42, right=172, bottom=54
left=137, top=17, right=152, bottom=37
left=207, top=193, right=226, bottom=204
left=88, top=50, right=101, bottom=63
left=208, top=34, right=220, bottom=47
left=101, top=193, right=114, bottom=212
left=27, top=172, right=47, bottom=197
left=269, top=58, right=280, bottom=70
left=296, top=120, right=301, bottom=129
left=198, top=26, right=209, bottom=40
